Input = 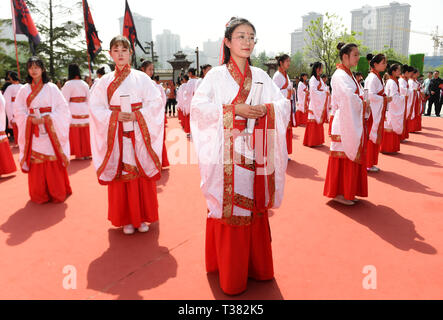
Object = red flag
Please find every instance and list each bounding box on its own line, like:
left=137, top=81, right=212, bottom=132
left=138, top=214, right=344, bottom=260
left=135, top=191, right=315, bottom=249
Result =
left=11, top=0, right=40, bottom=55
left=82, top=0, right=102, bottom=63
left=123, top=0, right=147, bottom=54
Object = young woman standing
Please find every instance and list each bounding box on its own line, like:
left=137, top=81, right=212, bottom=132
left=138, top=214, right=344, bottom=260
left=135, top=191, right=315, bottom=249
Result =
left=273, top=54, right=294, bottom=157
left=190, top=17, right=290, bottom=295
left=380, top=64, right=406, bottom=154
left=303, top=62, right=329, bottom=147
left=14, top=57, right=72, bottom=203
left=323, top=43, right=368, bottom=206
left=364, top=53, right=392, bottom=173
left=89, top=36, right=164, bottom=235
left=295, top=73, right=309, bottom=126
left=61, top=64, right=91, bottom=160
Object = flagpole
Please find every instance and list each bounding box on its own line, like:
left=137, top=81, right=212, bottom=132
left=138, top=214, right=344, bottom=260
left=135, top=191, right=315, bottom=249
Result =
left=81, top=0, right=92, bottom=79
left=10, top=0, right=21, bottom=79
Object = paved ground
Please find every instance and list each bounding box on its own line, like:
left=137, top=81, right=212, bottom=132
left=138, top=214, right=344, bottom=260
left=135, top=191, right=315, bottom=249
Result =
left=0, top=116, right=442, bottom=300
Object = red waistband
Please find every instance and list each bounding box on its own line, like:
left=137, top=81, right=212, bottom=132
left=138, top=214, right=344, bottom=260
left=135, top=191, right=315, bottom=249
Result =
left=70, top=97, right=87, bottom=103
left=30, top=107, right=52, bottom=114
left=109, top=102, right=142, bottom=112
left=234, top=119, right=247, bottom=131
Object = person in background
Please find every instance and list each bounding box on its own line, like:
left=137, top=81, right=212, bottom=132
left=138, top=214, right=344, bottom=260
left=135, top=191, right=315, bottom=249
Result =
left=426, top=71, right=443, bottom=117
left=422, top=71, right=433, bottom=114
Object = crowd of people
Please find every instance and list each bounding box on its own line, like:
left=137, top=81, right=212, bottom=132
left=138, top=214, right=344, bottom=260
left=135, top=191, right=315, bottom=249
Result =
left=0, top=16, right=443, bottom=296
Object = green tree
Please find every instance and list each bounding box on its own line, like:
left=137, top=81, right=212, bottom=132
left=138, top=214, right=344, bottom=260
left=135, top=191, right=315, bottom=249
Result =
left=287, top=51, right=310, bottom=79
left=0, top=19, right=33, bottom=78
left=25, top=0, right=109, bottom=80
left=375, top=46, right=408, bottom=65
left=251, top=51, right=269, bottom=71
left=304, top=12, right=367, bottom=76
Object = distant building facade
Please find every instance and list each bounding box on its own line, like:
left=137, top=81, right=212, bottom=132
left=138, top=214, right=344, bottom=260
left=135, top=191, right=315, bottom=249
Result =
left=351, top=2, right=411, bottom=56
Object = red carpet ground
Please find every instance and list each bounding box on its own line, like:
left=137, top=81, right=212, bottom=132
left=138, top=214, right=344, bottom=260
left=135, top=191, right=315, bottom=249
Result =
left=0, top=116, right=442, bottom=299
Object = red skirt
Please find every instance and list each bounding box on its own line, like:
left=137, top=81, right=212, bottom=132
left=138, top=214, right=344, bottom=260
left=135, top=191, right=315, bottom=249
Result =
left=28, top=159, right=72, bottom=204
left=407, top=117, right=421, bottom=133
left=399, top=124, right=409, bottom=141
left=69, top=125, right=91, bottom=158
left=328, top=115, right=334, bottom=136
left=162, top=129, right=170, bottom=168
left=178, top=109, right=183, bottom=126
left=323, top=155, right=368, bottom=201
left=107, top=176, right=158, bottom=228
left=286, top=125, right=293, bottom=155
left=303, top=120, right=324, bottom=147
left=12, top=123, right=19, bottom=144
left=366, top=140, right=380, bottom=167
left=183, top=114, right=191, bottom=134
left=0, top=139, right=17, bottom=175
left=380, top=130, right=400, bottom=153
left=295, top=110, right=307, bottom=126
left=206, top=212, right=274, bottom=295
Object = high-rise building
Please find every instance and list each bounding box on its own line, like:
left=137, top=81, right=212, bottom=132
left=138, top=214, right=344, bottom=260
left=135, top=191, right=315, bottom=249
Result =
left=202, top=38, right=223, bottom=66
left=119, top=13, right=153, bottom=59
left=156, top=30, right=181, bottom=69
left=291, top=12, right=323, bottom=55
left=351, top=2, right=411, bottom=56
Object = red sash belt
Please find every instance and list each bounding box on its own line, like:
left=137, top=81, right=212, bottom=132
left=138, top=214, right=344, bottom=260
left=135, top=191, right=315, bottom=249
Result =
left=30, top=107, right=52, bottom=115
left=70, top=96, right=87, bottom=103
left=29, top=107, right=52, bottom=137
left=72, top=114, right=89, bottom=119
left=234, top=119, right=247, bottom=131
left=11, top=97, right=16, bottom=102
left=109, top=102, right=142, bottom=112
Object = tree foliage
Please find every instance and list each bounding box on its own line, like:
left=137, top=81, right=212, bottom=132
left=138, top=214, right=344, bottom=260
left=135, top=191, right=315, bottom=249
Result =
left=287, top=51, right=310, bottom=79
left=251, top=51, right=269, bottom=71
left=304, top=12, right=368, bottom=76
left=1, top=0, right=110, bottom=81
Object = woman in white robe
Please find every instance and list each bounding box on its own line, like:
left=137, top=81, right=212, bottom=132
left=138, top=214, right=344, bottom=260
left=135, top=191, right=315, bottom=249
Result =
left=190, top=17, right=290, bottom=295
left=364, top=53, right=392, bottom=172
left=380, top=64, right=405, bottom=154
left=398, top=65, right=414, bottom=141
left=303, top=62, right=329, bottom=147
left=3, top=71, right=23, bottom=147
left=176, top=78, right=188, bottom=129
left=14, top=57, right=72, bottom=204
left=0, top=91, right=17, bottom=176
left=141, top=61, right=170, bottom=168
left=295, top=73, right=309, bottom=126
left=89, top=36, right=164, bottom=235
left=273, top=54, right=294, bottom=156
left=61, top=64, right=91, bottom=159
left=407, top=69, right=422, bottom=133
left=183, top=72, right=198, bottom=136
left=323, top=42, right=368, bottom=206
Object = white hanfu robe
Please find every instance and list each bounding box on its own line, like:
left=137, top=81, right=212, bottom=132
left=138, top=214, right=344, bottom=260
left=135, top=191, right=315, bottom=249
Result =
left=399, top=77, right=413, bottom=122
left=296, top=81, right=308, bottom=114
left=3, top=83, right=23, bottom=128
left=190, top=62, right=290, bottom=222
left=308, top=76, right=328, bottom=124
left=384, top=79, right=406, bottom=135
left=14, top=82, right=71, bottom=172
left=329, top=68, right=365, bottom=162
left=365, top=72, right=387, bottom=145
left=89, top=68, right=164, bottom=185
left=62, top=79, right=90, bottom=127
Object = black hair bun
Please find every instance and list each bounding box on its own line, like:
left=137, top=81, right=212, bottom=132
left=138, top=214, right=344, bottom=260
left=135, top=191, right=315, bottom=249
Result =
left=366, top=53, right=374, bottom=61
left=337, top=42, right=346, bottom=51
left=309, top=63, right=314, bottom=67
